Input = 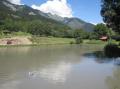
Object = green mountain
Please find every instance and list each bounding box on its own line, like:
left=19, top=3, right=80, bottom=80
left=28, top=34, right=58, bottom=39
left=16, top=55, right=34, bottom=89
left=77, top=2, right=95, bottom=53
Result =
left=0, top=0, right=94, bottom=32
left=41, top=13, right=94, bottom=32
left=0, top=0, right=56, bottom=22
left=63, top=18, right=94, bottom=32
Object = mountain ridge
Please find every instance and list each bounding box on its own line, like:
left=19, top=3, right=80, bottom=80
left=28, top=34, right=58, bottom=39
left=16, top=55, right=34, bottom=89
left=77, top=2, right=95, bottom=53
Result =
left=0, top=0, right=94, bottom=32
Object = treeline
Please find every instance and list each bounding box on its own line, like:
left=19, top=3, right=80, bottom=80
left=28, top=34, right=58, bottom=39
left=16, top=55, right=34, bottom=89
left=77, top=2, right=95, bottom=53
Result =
left=0, top=18, right=90, bottom=39
left=0, top=18, right=115, bottom=41
left=90, top=23, right=116, bottom=40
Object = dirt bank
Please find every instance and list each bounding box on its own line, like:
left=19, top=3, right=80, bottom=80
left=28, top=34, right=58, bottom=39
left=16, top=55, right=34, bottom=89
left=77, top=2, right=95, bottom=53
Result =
left=0, top=36, right=32, bottom=45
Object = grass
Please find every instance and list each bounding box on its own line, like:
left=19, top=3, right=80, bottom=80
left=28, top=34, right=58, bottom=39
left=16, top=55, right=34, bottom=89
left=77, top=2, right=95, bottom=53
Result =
left=30, top=37, right=109, bottom=46
left=1, top=34, right=119, bottom=46
left=30, top=36, right=75, bottom=45
left=83, top=39, right=107, bottom=45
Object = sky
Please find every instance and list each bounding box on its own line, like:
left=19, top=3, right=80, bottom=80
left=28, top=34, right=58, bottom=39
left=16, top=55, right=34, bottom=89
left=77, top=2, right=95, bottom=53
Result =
left=8, top=0, right=103, bottom=24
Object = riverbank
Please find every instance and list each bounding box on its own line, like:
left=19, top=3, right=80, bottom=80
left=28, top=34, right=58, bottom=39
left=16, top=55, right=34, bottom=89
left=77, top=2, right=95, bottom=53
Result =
left=0, top=36, right=107, bottom=46
left=30, top=36, right=75, bottom=45
left=0, top=36, right=75, bottom=46
left=0, top=36, right=32, bottom=46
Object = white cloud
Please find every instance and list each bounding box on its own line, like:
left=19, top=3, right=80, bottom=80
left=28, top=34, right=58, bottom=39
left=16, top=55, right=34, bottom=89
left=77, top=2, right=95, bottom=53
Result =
left=7, top=0, right=21, bottom=5
left=32, top=0, right=73, bottom=18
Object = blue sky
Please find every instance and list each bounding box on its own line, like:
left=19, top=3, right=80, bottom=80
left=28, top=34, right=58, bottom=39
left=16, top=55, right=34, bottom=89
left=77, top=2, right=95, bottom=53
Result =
left=21, top=0, right=103, bottom=24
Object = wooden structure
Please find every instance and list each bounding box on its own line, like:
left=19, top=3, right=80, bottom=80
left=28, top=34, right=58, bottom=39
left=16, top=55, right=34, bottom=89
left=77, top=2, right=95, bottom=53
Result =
left=100, top=36, right=108, bottom=41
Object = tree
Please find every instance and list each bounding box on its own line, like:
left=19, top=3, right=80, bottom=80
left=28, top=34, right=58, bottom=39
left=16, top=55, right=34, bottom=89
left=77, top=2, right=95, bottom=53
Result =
left=94, top=23, right=110, bottom=39
left=73, top=29, right=88, bottom=39
left=101, top=0, right=120, bottom=33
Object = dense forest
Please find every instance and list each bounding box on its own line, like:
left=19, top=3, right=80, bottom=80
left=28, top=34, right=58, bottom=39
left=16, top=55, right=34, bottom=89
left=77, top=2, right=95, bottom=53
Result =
left=0, top=18, right=92, bottom=39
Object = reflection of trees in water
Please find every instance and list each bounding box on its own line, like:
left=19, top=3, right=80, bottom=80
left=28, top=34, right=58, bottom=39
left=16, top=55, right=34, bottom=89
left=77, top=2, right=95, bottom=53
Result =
left=83, top=51, right=113, bottom=64
left=104, top=44, right=120, bottom=58
left=93, top=51, right=115, bottom=64
left=84, top=49, right=120, bottom=89
left=83, top=50, right=120, bottom=65
left=106, top=67, right=120, bottom=89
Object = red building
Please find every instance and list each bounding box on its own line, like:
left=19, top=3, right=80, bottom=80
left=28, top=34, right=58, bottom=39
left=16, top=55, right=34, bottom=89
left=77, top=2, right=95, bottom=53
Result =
left=100, top=36, right=108, bottom=41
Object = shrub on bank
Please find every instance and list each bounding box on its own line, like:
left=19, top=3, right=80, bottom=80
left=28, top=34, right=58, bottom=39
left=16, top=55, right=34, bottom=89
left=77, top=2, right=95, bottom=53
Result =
left=70, top=41, right=75, bottom=44
left=75, top=37, right=83, bottom=44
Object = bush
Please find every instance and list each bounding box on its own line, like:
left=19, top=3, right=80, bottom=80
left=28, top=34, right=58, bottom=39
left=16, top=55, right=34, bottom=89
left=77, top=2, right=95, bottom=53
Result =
left=70, top=41, right=75, bottom=44
left=0, top=31, right=4, bottom=38
left=12, top=31, right=31, bottom=36
left=75, top=37, right=83, bottom=44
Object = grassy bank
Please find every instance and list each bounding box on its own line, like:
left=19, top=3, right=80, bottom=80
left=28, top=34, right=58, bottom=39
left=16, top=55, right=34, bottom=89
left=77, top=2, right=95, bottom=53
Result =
left=83, top=40, right=107, bottom=45
left=30, top=36, right=75, bottom=45
left=0, top=35, right=108, bottom=46
left=30, top=37, right=107, bottom=45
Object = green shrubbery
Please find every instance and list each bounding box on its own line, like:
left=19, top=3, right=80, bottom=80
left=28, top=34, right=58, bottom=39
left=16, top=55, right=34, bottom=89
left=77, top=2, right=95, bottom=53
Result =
left=75, top=37, right=83, bottom=44
left=11, top=31, right=31, bottom=36
left=0, top=18, right=91, bottom=39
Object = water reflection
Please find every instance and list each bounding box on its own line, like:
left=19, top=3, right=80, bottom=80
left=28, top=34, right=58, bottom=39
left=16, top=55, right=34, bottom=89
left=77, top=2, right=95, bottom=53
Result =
left=84, top=51, right=120, bottom=65
left=84, top=51, right=113, bottom=63
left=1, top=80, right=20, bottom=89
left=0, top=45, right=118, bottom=89
left=0, top=45, right=83, bottom=87
left=106, top=67, right=120, bottom=89
left=29, top=62, right=71, bottom=83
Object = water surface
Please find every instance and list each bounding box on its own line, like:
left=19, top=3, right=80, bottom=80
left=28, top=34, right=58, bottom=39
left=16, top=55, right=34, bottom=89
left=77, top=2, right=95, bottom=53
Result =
left=0, top=45, right=120, bottom=89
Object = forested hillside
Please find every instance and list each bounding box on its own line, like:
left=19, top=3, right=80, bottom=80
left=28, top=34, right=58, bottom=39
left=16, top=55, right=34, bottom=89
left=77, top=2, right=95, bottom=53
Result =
left=0, top=0, right=92, bottom=38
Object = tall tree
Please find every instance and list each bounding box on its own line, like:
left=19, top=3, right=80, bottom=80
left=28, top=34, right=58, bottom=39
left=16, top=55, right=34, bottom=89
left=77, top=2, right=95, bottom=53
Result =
left=101, top=0, right=120, bottom=33
left=94, top=23, right=110, bottom=38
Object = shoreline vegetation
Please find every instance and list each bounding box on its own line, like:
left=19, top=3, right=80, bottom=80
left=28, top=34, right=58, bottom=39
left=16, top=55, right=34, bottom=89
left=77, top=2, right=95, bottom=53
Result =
left=0, top=35, right=107, bottom=47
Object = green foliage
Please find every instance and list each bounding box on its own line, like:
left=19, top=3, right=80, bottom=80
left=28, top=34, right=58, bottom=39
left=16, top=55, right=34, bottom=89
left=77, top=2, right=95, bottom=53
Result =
left=94, top=23, right=109, bottom=36
left=0, top=31, right=4, bottom=38
left=73, top=29, right=89, bottom=39
left=0, top=18, right=75, bottom=38
left=75, top=37, right=83, bottom=44
left=101, top=0, right=120, bottom=33
left=0, top=0, right=92, bottom=39
left=93, top=23, right=112, bottom=39
left=12, top=31, right=31, bottom=36
left=88, top=33, right=97, bottom=40
left=70, top=41, right=75, bottom=44
left=0, top=17, right=91, bottom=39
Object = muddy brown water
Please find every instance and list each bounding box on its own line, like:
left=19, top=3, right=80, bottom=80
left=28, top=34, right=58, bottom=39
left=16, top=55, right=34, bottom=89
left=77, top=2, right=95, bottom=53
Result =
left=0, top=45, right=120, bottom=89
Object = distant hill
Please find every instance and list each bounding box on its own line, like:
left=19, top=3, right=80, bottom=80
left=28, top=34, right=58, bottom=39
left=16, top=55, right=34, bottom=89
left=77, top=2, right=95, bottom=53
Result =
left=41, top=13, right=94, bottom=32
left=63, top=18, right=94, bottom=32
left=0, top=0, right=64, bottom=24
left=0, top=0, right=94, bottom=32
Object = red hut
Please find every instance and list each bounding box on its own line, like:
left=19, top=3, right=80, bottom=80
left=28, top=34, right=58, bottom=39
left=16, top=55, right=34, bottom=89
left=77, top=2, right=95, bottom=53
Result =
left=100, top=36, right=108, bottom=41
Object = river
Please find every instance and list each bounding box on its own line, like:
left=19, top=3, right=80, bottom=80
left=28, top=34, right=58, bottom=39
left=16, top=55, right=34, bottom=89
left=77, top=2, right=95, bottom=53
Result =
left=0, top=45, right=120, bottom=89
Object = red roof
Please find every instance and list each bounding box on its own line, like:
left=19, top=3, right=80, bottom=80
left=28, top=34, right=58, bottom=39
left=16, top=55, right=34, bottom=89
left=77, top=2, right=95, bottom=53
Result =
left=100, top=36, right=108, bottom=40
